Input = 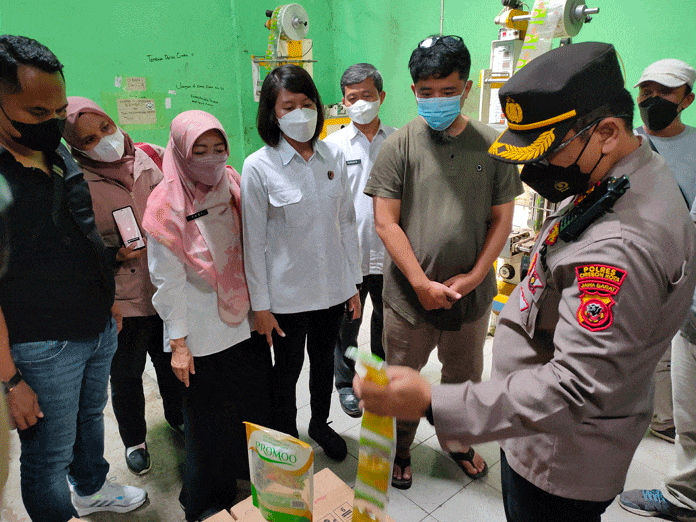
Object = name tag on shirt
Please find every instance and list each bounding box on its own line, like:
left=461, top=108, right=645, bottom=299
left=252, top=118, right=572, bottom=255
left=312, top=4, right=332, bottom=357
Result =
left=346, top=159, right=361, bottom=166
left=186, top=209, right=208, bottom=221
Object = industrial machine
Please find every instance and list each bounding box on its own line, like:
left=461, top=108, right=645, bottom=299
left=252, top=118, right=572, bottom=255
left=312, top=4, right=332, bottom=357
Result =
left=484, top=0, right=599, bottom=320
left=251, top=4, right=314, bottom=102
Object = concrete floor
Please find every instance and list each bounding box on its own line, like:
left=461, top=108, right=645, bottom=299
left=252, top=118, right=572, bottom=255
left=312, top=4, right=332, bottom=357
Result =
left=0, top=298, right=676, bottom=521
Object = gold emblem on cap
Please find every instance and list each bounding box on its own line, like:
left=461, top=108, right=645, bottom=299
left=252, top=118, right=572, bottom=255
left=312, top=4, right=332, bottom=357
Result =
left=505, top=98, right=523, bottom=124
left=488, top=129, right=556, bottom=162
left=554, top=180, right=570, bottom=192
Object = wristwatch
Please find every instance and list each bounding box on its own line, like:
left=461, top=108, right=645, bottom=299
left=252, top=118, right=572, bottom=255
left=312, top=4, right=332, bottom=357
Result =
left=425, top=402, right=435, bottom=426
left=2, top=370, right=23, bottom=394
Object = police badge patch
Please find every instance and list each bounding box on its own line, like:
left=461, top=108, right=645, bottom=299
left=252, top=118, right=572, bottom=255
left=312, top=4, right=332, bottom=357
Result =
left=575, top=264, right=627, bottom=332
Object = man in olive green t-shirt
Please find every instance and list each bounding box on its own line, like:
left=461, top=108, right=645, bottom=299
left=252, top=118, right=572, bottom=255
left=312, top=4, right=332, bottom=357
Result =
left=363, top=35, right=522, bottom=490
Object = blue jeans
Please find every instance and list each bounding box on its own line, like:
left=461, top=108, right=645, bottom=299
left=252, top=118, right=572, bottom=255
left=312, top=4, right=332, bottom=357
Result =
left=12, top=319, right=118, bottom=522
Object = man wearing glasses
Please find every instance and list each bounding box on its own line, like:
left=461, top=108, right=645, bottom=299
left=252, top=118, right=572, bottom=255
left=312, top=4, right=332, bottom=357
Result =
left=357, top=42, right=696, bottom=521
left=364, top=35, right=522, bottom=489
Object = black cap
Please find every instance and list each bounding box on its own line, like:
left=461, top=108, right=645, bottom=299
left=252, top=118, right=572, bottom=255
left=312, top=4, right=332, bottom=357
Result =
left=488, top=42, right=625, bottom=164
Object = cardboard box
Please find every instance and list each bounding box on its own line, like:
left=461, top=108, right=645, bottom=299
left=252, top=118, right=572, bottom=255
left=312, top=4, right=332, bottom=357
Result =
left=205, top=511, right=236, bottom=522
left=230, top=468, right=395, bottom=522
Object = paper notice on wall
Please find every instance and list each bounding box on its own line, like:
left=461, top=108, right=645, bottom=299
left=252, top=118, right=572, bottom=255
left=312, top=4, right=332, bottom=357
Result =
left=114, top=76, right=122, bottom=88
left=126, top=77, right=147, bottom=91
left=514, top=0, right=564, bottom=73
left=116, top=98, right=156, bottom=125
left=165, top=97, right=172, bottom=109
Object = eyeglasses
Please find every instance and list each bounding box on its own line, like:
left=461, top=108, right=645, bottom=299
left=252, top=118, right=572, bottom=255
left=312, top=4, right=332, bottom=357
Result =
left=418, top=35, right=463, bottom=48
left=535, top=118, right=602, bottom=166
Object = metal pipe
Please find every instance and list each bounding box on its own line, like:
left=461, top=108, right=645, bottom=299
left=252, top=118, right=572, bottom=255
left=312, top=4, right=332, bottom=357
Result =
left=440, top=0, right=444, bottom=35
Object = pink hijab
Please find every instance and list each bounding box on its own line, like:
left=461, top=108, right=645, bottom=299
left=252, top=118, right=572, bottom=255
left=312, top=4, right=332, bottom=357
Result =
left=63, top=97, right=137, bottom=189
left=142, top=110, right=250, bottom=326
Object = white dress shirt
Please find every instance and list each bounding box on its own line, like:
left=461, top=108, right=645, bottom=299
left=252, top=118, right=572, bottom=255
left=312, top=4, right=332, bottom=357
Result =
left=324, top=120, right=396, bottom=276
left=241, top=137, right=362, bottom=314
left=147, top=234, right=251, bottom=356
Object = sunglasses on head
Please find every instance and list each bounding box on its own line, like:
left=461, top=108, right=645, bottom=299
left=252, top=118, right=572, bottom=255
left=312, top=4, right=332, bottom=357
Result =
left=418, top=35, right=463, bottom=48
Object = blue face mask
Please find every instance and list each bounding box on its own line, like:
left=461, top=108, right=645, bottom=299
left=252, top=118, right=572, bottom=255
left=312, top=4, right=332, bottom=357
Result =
left=416, top=92, right=463, bottom=131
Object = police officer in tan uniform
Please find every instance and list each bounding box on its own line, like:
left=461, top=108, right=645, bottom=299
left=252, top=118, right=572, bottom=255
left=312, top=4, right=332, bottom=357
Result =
left=355, top=42, right=696, bottom=521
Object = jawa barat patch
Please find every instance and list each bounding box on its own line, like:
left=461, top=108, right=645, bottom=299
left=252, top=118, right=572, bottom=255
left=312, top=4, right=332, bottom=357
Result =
left=575, top=264, right=627, bottom=332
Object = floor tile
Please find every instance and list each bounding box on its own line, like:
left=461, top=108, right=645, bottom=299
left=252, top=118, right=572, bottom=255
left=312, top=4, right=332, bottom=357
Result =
left=431, top=480, right=507, bottom=522
left=395, top=444, right=467, bottom=513
left=386, top=489, right=429, bottom=522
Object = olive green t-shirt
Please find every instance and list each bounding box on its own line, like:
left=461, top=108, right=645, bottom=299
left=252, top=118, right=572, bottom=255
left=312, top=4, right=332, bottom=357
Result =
left=364, top=117, right=523, bottom=330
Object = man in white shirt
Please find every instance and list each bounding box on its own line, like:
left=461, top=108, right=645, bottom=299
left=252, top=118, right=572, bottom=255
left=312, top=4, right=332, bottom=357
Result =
left=633, top=59, right=696, bottom=444
left=324, top=63, right=396, bottom=417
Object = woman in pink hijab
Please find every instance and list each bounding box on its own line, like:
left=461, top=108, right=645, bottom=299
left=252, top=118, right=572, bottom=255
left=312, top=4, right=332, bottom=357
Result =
left=143, top=110, right=272, bottom=520
left=62, top=97, right=184, bottom=477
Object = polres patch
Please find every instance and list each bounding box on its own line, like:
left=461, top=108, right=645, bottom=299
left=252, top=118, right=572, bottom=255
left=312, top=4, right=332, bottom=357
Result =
left=575, top=264, right=627, bottom=332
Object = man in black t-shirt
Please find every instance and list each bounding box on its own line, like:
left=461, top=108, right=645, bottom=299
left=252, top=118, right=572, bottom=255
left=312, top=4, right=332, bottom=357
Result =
left=0, top=35, right=146, bottom=521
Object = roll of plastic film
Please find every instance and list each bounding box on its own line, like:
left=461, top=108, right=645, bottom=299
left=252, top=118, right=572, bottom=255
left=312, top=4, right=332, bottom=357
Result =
left=554, top=0, right=586, bottom=38
left=514, top=0, right=565, bottom=72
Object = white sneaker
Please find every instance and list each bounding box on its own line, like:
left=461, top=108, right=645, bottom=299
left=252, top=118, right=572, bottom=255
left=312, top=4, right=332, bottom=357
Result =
left=70, top=478, right=147, bottom=515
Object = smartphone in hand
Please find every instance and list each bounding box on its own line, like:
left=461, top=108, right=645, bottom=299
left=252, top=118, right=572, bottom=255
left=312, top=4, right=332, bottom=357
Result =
left=112, top=206, right=145, bottom=250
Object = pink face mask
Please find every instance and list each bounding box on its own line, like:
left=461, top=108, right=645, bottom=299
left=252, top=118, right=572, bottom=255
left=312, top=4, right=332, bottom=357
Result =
left=187, top=154, right=228, bottom=186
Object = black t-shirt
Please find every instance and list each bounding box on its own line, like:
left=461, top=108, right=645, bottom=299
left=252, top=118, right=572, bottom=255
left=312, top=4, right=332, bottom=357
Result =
left=0, top=146, right=112, bottom=343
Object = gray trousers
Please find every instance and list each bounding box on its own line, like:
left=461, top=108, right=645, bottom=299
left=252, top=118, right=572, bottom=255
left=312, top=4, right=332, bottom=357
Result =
left=662, top=334, right=696, bottom=510
left=652, top=335, right=675, bottom=431
left=384, top=303, right=491, bottom=457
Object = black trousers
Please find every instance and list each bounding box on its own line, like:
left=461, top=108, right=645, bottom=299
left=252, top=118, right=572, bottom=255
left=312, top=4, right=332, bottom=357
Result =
left=179, top=332, right=272, bottom=522
left=110, top=315, right=184, bottom=448
left=500, top=449, right=613, bottom=522
left=334, top=275, right=385, bottom=391
left=271, top=304, right=344, bottom=437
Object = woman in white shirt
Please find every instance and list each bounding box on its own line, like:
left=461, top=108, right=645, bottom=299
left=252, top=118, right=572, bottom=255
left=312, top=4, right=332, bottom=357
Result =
left=241, top=65, right=362, bottom=462
left=143, top=110, right=271, bottom=521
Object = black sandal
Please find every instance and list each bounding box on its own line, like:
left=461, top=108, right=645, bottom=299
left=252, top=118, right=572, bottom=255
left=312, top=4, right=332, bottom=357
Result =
left=391, top=454, right=412, bottom=490
left=450, top=447, right=488, bottom=480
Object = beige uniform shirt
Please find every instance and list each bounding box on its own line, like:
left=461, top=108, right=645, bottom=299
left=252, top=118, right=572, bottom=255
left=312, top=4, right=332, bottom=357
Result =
left=431, top=139, right=696, bottom=501
left=83, top=146, right=164, bottom=318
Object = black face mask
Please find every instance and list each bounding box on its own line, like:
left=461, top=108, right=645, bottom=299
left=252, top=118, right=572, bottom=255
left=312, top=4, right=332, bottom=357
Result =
left=0, top=102, right=66, bottom=153
left=639, top=95, right=683, bottom=132
left=520, top=127, right=603, bottom=203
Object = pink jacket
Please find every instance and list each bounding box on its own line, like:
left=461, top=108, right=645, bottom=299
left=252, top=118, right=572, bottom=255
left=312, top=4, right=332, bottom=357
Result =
left=82, top=145, right=164, bottom=317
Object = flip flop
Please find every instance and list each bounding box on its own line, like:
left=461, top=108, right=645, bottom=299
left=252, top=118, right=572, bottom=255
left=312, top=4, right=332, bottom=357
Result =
left=450, top=447, right=488, bottom=480
left=391, top=455, right=412, bottom=490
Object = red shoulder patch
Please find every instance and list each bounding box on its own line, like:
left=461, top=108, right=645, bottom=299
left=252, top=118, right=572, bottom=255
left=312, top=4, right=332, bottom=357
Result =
left=575, top=264, right=627, bottom=332
left=545, top=223, right=560, bottom=246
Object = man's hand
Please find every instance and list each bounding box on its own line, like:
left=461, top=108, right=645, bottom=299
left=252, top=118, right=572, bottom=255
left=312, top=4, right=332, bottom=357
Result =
left=170, top=337, right=195, bottom=387
left=255, top=309, right=285, bottom=347
left=443, top=272, right=481, bottom=298
left=116, top=242, right=147, bottom=263
left=111, top=302, right=123, bottom=333
left=6, top=380, right=43, bottom=430
left=354, top=366, right=432, bottom=421
left=347, top=292, right=362, bottom=321
left=414, top=280, right=462, bottom=310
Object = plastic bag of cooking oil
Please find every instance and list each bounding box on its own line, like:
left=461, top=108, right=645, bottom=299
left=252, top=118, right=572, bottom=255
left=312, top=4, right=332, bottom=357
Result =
left=245, top=422, right=314, bottom=522
left=346, top=348, right=396, bottom=522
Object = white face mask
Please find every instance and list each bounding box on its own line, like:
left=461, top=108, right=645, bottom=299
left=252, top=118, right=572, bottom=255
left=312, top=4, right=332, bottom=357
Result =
left=84, top=128, right=125, bottom=163
left=278, top=108, right=318, bottom=143
left=346, top=98, right=380, bottom=125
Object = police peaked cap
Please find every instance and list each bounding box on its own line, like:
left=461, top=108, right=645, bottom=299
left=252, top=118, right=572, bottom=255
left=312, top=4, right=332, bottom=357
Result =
left=488, top=42, right=625, bottom=164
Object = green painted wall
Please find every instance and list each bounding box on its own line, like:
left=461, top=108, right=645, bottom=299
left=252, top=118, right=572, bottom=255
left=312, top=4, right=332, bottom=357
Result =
left=1, top=0, right=694, bottom=171
left=330, top=0, right=696, bottom=129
